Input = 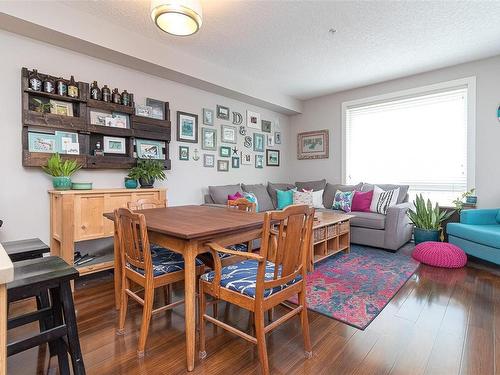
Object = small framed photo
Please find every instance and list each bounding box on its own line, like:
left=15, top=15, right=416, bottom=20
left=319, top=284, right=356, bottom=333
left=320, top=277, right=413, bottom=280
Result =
left=275, top=131, right=282, bottom=144
left=261, top=120, right=272, bottom=133
left=135, top=104, right=153, bottom=117
left=203, top=108, right=214, bottom=125
left=220, top=146, right=231, bottom=158
left=203, top=154, right=215, bottom=167
left=221, top=125, right=237, bottom=144
left=55, top=131, right=79, bottom=154
left=216, top=105, right=230, bottom=120
left=217, top=160, right=229, bottom=172
left=103, top=136, right=126, bottom=154
left=246, top=110, right=261, bottom=129
left=177, top=111, right=198, bottom=143
left=28, top=132, right=56, bottom=153
left=297, top=129, right=329, bottom=159
left=50, top=100, right=73, bottom=117
left=267, top=134, right=275, bottom=147
left=105, top=112, right=129, bottom=128
left=253, top=133, right=265, bottom=152
left=231, top=157, right=240, bottom=168
left=241, top=152, right=252, bottom=165
left=90, top=110, right=111, bottom=126
left=255, top=154, right=264, bottom=169
left=146, top=98, right=165, bottom=120
left=136, top=139, right=165, bottom=159
left=201, top=128, right=217, bottom=150
left=266, top=149, right=280, bottom=166
left=179, top=145, right=189, bottom=161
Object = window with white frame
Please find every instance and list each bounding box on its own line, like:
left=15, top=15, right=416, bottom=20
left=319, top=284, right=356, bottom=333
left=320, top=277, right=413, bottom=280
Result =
left=343, top=79, right=475, bottom=205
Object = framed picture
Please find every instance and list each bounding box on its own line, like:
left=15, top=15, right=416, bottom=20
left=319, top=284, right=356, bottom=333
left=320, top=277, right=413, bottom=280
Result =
left=297, top=129, right=329, bottom=159
left=267, top=134, right=275, bottom=147
left=253, top=133, right=265, bottom=152
left=216, top=105, right=230, bottom=120
left=177, top=111, right=198, bottom=143
left=241, top=152, right=252, bottom=165
left=220, top=146, right=231, bottom=157
left=202, top=108, right=214, bottom=125
left=246, top=110, right=261, bottom=129
left=255, top=154, right=264, bottom=169
left=221, top=125, right=237, bottom=144
left=261, top=120, right=272, bottom=133
left=28, top=132, right=56, bottom=153
left=146, top=98, right=165, bottom=120
left=103, top=136, right=126, bottom=154
left=201, top=128, right=217, bottom=150
left=90, top=110, right=111, bottom=126
left=55, top=131, right=79, bottom=154
left=203, top=154, right=215, bottom=167
left=275, top=131, right=282, bottom=144
left=105, top=112, right=129, bottom=128
left=136, top=139, right=165, bottom=159
left=50, top=100, right=73, bottom=117
left=179, top=145, right=189, bottom=161
left=231, top=157, right=240, bottom=168
left=135, top=105, right=153, bottom=117
left=217, top=160, right=229, bottom=172
left=266, top=149, right=280, bottom=166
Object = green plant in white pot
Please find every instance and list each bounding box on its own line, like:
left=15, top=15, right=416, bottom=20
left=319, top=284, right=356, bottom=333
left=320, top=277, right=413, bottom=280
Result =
left=407, top=194, right=454, bottom=244
left=42, top=153, right=82, bottom=190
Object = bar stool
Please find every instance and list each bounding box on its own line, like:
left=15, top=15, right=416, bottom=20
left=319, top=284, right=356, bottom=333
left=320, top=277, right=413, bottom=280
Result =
left=7, top=256, right=85, bottom=375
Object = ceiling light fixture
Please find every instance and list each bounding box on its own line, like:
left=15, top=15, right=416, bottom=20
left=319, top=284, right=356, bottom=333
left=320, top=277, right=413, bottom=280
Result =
left=150, top=0, right=203, bottom=36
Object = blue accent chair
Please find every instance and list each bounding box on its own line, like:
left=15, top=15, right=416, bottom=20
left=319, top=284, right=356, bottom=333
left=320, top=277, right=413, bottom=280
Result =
left=447, top=209, right=500, bottom=265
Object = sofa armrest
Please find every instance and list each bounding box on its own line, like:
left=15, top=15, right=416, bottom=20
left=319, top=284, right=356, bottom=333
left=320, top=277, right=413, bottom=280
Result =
left=384, top=203, right=413, bottom=250
left=460, top=209, right=499, bottom=225
left=204, top=194, right=215, bottom=204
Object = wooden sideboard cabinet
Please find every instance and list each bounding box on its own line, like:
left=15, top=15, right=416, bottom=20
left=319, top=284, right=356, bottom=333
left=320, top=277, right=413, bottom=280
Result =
left=49, top=188, right=167, bottom=275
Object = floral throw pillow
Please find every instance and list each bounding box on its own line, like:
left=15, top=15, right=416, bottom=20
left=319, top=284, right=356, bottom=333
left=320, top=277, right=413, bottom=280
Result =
left=332, top=190, right=354, bottom=212
left=293, top=190, right=313, bottom=206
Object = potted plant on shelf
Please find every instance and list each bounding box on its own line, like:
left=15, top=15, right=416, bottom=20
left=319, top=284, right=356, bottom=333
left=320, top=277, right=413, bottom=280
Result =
left=127, top=159, right=166, bottom=189
left=452, top=188, right=477, bottom=211
left=42, top=153, right=82, bottom=190
left=407, top=194, right=454, bottom=244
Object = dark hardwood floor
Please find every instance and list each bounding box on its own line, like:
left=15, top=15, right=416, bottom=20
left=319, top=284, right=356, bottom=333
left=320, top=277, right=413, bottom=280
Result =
left=7, top=249, right=500, bottom=375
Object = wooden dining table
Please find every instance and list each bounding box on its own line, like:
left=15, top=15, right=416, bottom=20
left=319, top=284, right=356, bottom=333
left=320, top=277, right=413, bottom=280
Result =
left=104, top=205, right=265, bottom=371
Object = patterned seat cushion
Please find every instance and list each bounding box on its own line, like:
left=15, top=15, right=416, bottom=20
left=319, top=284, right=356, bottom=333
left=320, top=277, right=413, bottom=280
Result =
left=129, top=244, right=203, bottom=277
left=201, top=259, right=302, bottom=298
left=219, top=243, right=248, bottom=259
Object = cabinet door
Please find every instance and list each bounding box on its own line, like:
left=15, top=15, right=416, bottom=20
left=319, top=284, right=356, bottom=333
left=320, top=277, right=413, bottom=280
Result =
left=103, top=193, right=135, bottom=235
left=74, top=194, right=106, bottom=240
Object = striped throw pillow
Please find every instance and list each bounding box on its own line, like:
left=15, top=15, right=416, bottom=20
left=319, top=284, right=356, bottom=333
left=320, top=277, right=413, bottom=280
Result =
left=369, top=186, right=399, bottom=214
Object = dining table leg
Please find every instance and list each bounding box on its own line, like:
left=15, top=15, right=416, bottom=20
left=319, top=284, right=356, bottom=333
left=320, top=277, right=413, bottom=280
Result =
left=183, top=243, right=197, bottom=372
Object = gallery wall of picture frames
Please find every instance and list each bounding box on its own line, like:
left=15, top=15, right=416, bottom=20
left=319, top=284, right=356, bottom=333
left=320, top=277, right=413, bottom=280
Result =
left=22, top=67, right=171, bottom=170
left=176, top=104, right=282, bottom=172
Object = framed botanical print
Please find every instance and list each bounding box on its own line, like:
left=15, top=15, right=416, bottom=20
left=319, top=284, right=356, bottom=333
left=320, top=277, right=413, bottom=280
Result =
left=136, top=139, right=165, bottom=159
left=253, top=133, right=265, bottom=152
left=203, top=154, right=215, bottom=167
left=297, top=129, right=329, bottom=159
left=201, top=128, right=217, bottom=150
left=179, top=145, right=189, bottom=160
left=261, top=120, right=272, bottom=133
left=203, top=108, right=214, bottom=125
left=216, top=105, right=230, bottom=120
left=241, top=151, right=252, bottom=165
left=255, top=154, right=264, bottom=169
left=231, top=157, right=240, bottom=168
left=177, top=111, right=198, bottom=143
left=221, top=125, right=237, bottom=144
left=266, top=149, right=280, bottom=166
left=220, top=146, right=231, bottom=157
left=217, top=160, right=229, bottom=172
left=246, top=110, right=261, bottom=129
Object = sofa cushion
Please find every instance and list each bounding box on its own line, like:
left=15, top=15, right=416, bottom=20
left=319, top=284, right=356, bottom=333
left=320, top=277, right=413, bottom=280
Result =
left=370, top=186, right=400, bottom=214
left=295, top=179, right=327, bottom=192
left=267, top=182, right=295, bottom=208
left=349, top=211, right=386, bottom=230
left=323, top=182, right=363, bottom=209
left=351, top=190, right=373, bottom=212
left=242, top=183, right=274, bottom=212
left=332, top=190, right=354, bottom=212
left=209, top=184, right=243, bottom=205
left=447, top=223, right=500, bottom=249
left=361, top=183, right=409, bottom=204
left=276, top=189, right=295, bottom=209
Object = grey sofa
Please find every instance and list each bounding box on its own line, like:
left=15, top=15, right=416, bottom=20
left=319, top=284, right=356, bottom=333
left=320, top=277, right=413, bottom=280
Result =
left=204, top=179, right=413, bottom=251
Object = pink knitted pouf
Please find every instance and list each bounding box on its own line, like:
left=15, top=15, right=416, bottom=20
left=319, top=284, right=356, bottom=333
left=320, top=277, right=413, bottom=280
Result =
left=412, top=241, right=467, bottom=268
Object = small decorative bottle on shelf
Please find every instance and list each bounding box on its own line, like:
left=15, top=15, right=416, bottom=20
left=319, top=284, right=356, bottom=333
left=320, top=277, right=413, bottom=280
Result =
left=56, top=77, right=67, bottom=96
left=94, top=141, right=104, bottom=156
left=67, top=75, right=79, bottom=98
left=43, top=76, right=55, bottom=93
left=121, top=90, right=130, bottom=106
left=28, top=69, right=42, bottom=91
left=101, top=85, right=111, bottom=102
left=90, top=81, right=101, bottom=100
left=112, top=88, right=121, bottom=104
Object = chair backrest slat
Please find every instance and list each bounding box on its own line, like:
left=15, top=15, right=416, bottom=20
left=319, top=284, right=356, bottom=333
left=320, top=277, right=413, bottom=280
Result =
left=128, top=198, right=166, bottom=211
left=227, top=198, right=256, bottom=212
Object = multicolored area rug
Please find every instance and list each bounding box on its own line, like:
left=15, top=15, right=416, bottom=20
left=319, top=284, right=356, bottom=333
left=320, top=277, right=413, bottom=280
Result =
left=289, top=244, right=419, bottom=330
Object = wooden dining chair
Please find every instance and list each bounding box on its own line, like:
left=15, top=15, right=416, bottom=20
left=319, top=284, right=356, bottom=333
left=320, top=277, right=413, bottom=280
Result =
left=127, top=198, right=166, bottom=211
left=198, top=204, right=315, bottom=375
left=114, top=208, right=204, bottom=357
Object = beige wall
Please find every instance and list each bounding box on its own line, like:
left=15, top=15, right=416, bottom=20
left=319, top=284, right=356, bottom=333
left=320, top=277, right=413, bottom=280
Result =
left=0, top=30, right=292, bottom=243
left=290, top=54, right=500, bottom=208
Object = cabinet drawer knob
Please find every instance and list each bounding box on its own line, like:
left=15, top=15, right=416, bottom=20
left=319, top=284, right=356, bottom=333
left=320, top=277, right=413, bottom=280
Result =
left=81, top=225, right=86, bottom=230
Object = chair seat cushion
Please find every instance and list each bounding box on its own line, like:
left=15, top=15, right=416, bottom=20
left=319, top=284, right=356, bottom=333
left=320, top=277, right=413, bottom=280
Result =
left=201, top=259, right=302, bottom=298
left=447, top=223, right=500, bottom=249
left=129, top=244, right=203, bottom=277
left=219, top=243, right=248, bottom=259
left=412, top=241, right=467, bottom=268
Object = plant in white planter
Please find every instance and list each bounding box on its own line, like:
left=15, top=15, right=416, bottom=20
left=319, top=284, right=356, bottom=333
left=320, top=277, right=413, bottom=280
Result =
left=42, top=153, right=82, bottom=190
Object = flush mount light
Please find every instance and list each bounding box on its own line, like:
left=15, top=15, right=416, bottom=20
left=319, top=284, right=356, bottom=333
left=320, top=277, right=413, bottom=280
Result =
left=151, top=0, right=203, bottom=36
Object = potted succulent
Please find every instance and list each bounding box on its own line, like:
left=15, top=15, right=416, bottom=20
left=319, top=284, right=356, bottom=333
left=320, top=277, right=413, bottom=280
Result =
left=407, top=194, right=454, bottom=244
left=42, top=153, right=82, bottom=190
left=127, top=159, right=166, bottom=189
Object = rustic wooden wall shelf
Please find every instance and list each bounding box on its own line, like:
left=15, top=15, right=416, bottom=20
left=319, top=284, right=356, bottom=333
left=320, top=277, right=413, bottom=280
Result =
left=21, top=67, right=172, bottom=170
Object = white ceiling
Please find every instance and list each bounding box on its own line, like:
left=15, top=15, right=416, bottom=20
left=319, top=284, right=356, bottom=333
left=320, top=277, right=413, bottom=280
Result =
left=60, top=0, right=500, bottom=100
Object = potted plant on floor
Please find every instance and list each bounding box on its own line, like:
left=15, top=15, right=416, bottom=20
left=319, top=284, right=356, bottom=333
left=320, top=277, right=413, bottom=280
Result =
left=127, top=159, right=166, bottom=189
left=42, top=153, right=82, bottom=190
left=407, top=194, right=454, bottom=244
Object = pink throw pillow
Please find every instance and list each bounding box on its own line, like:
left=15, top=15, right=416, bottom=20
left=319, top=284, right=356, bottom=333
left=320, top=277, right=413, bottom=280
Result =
left=227, top=191, right=243, bottom=201
left=351, top=190, right=373, bottom=212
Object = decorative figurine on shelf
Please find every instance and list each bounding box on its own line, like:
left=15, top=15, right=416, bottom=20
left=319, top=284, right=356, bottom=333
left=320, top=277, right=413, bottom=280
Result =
left=121, top=90, right=130, bottom=106
left=101, top=85, right=111, bottom=102
left=28, top=69, right=42, bottom=91
left=94, top=141, right=104, bottom=156
left=67, top=75, right=79, bottom=98
left=43, top=76, right=55, bottom=93
left=56, top=77, right=67, bottom=96
left=90, top=81, right=101, bottom=100
left=112, top=88, right=121, bottom=104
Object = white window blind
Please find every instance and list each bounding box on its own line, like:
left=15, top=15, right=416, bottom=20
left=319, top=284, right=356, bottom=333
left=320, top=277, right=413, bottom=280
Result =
left=345, top=87, right=468, bottom=205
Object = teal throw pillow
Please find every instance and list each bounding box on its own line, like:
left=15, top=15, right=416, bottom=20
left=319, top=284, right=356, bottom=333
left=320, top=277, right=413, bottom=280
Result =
left=276, top=188, right=296, bottom=209
left=242, top=192, right=259, bottom=212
